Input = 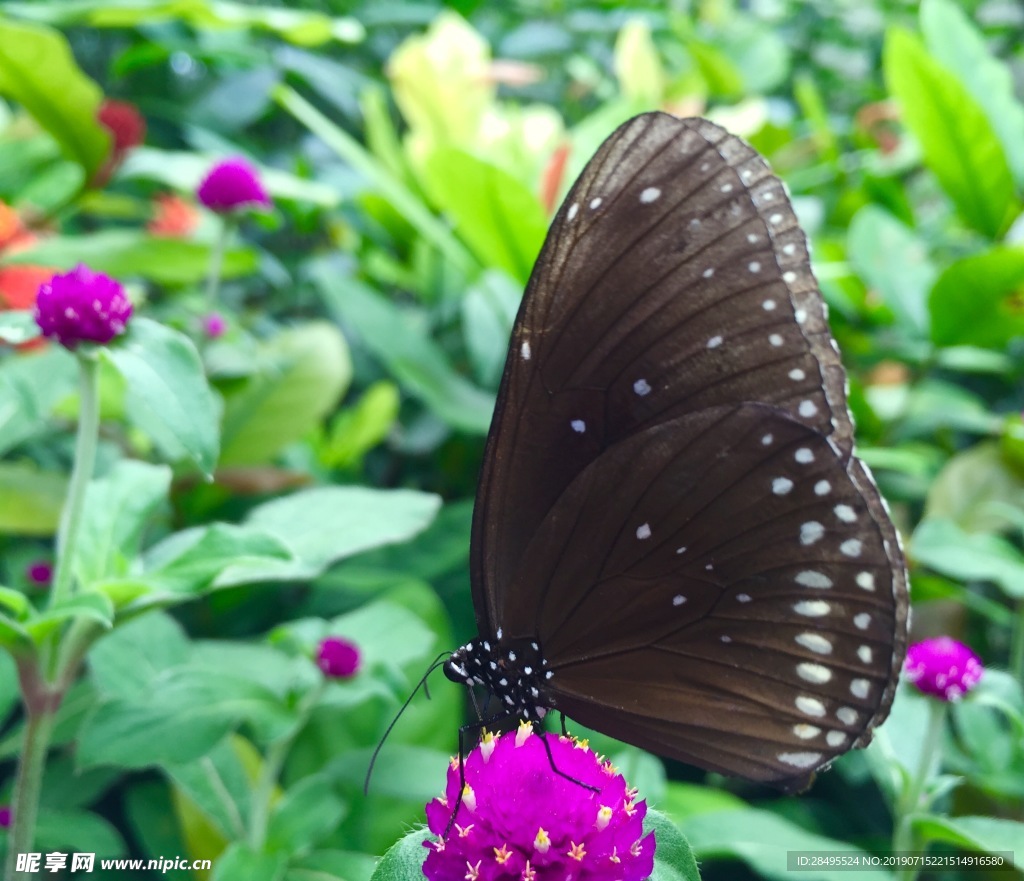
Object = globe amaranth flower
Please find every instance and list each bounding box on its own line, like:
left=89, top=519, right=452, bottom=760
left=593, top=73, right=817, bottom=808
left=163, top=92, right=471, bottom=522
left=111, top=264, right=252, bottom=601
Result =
left=317, top=636, right=361, bottom=679
left=424, top=723, right=654, bottom=881
left=905, top=637, right=983, bottom=701
left=34, top=265, right=132, bottom=350
left=25, top=561, right=52, bottom=587
left=197, top=157, right=271, bottom=213
left=0, top=806, right=10, bottom=829
left=202, top=312, right=227, bottom=339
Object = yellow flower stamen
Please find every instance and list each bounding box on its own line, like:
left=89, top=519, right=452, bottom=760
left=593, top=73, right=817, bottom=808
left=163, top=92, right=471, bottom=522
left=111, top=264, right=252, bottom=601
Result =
left=533, top=827, right=551, bottom=853
left=568, top=841, right=586, bottom=861
left=494, top=844, right=512, bottom=865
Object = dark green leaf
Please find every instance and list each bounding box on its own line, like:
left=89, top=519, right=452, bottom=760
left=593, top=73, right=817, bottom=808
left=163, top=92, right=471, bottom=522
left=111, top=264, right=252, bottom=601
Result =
left=0, top=347, right=76, bottom=456
left=266, top=772, right=347, bottom=856
left=213, top=843, right=287, bottom=881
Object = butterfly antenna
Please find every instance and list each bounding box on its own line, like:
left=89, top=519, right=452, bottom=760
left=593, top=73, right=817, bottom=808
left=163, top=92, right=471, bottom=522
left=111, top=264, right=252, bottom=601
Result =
left=364, top=651, right=450, bottom=795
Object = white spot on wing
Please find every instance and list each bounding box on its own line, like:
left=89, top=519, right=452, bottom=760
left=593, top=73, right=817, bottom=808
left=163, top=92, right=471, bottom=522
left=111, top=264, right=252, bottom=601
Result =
left=640, top=186, right=661, bottom=203
left=856, top=572, right=876, bottom=591
left=789, top=368, right=806, bottom=381
left=795, top=600, right=830, bottom=617
left=799, top=400, right=818, bottom=418
left=800, top=521, right=825, bottom=545
left=798, top=663, right=832, bottom=684
left=795, top=448, right=815, bottom=464
left=672, top=594, right=686, bottom=606
left=779, top=751, right=822, bottom=769
left=814, top=480, right=831, bottom=496
left=633, top=378, right=651, bottom=396
left=636, top=523, right=652, bottom=540
left=840, top=539, right=863, bottom=557
left=520, top=341, right=531, bottom=360
left=769, top=334, right=784, bottom=347
left=796, top=571, right=832, bottom=589
left=796, top=633, right=832, bottom=654
left=854, top=613, right=871, bottom=630
left=763, top=299, right=776, bottom=311
left=570, top=419, right=586, bottom=433
left=707, top=335, right=723, bottom=349
left=858, top=646, right=872, bottom=663
left=837, top=707, right=858, bottom=726
left=567, top=203, right=579, bottom=221
left=702, top=267, right=715, bottom=278
left=850, top=679, right=870, bottom=699
left=590, top=197, right=602, bottom=209
left=795, top=696, right=826, bottom=717
left=834, top=504, right=856, bottom=523
left=793, top=724, right=820, bottom=739
left=748, top=261, right=761, bottom=273
left=772, top=477, right=794, bottom=495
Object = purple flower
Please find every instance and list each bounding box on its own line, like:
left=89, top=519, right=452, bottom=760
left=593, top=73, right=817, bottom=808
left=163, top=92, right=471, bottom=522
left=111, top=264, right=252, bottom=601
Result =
left=34, top=265, right=132, bottom=350
left=905, top=637, right=983, bottom=701
left=202, top=312, right=227, bottom=339
left=317, top=636, right=361, bottom=679
left=197, top=157, right=271, bottom=213
left=0, top=806, right=11, bottom=828
left=25, top=561, right=52, bottom=586
left=423, top=723, right=655, bottom=881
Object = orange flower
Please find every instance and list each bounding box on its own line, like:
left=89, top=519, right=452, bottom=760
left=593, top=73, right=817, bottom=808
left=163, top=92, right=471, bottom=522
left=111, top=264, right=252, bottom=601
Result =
left=147, top=193, right=199, bottom=238
left=0, top=265, right=51, bottom=311
left=540, top=142, right=570, bottom=217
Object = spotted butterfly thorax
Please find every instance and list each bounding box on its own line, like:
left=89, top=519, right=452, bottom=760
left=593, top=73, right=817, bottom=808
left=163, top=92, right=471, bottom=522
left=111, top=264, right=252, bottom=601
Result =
left=443, top=112, right=909, bottom=792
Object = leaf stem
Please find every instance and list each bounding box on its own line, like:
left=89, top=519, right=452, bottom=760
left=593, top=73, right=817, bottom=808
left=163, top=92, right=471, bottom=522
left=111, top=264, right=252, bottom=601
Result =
left=893, top=698, right=946, bottom=881
left=204, top=215, right=234, bottom=309
left=49, top=354, right=100, bottom=609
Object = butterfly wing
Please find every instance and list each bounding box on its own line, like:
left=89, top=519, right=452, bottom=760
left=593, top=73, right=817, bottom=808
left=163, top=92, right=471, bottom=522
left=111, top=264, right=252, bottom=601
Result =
left=469, top=112, right=908, bottom=785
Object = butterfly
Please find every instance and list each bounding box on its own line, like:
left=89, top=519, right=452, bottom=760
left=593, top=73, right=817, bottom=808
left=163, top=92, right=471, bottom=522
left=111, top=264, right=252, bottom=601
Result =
left=443, top=111, right=909, bottom=792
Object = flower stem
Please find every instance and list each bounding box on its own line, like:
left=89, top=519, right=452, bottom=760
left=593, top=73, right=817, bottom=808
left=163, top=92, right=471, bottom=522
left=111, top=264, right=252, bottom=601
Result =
left=204, top=215, right=234, bottom=309
left=5, top=664, right=59, bottom=881
left=248, top=680, right=325, bottom=850
left=49, top=354, right=100, bottom=609
left=893, top=699, right=946, bottom=881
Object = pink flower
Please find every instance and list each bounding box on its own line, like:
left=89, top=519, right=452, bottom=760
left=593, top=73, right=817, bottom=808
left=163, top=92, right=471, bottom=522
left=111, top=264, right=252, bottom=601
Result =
left=423, top=724, right=654, bottom=881
left=202, top=312, right=227, bottom=339
left=317, top=636, right=361, bottom=679
left=25, top=561, right=52, bottom=586
left=0, top=806, right=10, bottom=828
left=905, top=637, right=983, bottom=701
left=197, top=157, right=271, bottom=213
left=34, top=265, right=132, bottom=350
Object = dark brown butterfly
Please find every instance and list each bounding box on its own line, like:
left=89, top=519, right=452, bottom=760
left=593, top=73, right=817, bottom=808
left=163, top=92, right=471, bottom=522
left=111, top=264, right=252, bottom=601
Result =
left=444, top=112, right=909, bottom=792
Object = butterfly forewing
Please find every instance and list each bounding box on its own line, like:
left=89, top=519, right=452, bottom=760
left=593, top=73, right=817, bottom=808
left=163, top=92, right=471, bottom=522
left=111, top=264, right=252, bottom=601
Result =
left=467, top=111, right=908, bottom=788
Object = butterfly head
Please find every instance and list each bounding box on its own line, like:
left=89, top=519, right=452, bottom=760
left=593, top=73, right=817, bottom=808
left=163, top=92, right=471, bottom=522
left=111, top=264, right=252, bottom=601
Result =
left=444, top=637, right=553, bottom=723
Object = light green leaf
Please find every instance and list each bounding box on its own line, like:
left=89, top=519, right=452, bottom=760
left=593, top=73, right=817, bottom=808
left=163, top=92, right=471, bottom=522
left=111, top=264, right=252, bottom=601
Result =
left=929, top=248, right=1024, bottom=348
left=924, top=443, right=1024, bottom=532
left=319, top=380, right=399, bottom=470
left=220, top=322, right=351, bottom=466
left=9, top=229, right=257, bottom=285
left=75, top=460, right=171, bottom=588
left=615, top=19, right=667, bottom=107
left=266, top=772, right=347, bottom=856
left=0, top=347, right=77, bottom=456
left=647, top=809, right=701, bottom=881
left=35, top=808, right=126, bottom=857
left=848, top=205, right=934, bottom=334
left=0, top=462, right=67, bottom=536
left=912, top=815, right=1024, bottom=859
left=0, top=310, right=40, bottom=345
left=884, top=27, right=1018, bottom=238
left=104, top=318, right=220, bottom=475
left=213, top=843, right=287, bottom=881
left=0, top=19, right=109, bottom=178
left=461, top=271, right=521, bottom=388
left=911, top=517, right=1024, bottom=597
left=216, top=487, right=441, bottom=585
left=316, top=271, right=494, bottom=434
left=921, top=0, right=1024, bottom=187
left=368, top=829, right=429, bottom=881
left=166, top=738, right=254, bottom=841
left=2, top=1, right=363, bottom=46
left=287, top=851, right=376, bottom=881
left=88, top=612, right=190, bottom=699
left=0, top=587, right=29, bottom=620
left=25, top=592, right=114, bottom=642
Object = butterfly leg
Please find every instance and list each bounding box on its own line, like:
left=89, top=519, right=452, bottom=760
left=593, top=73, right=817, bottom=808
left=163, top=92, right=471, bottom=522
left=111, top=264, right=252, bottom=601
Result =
left=538, top=727, right=600, bottom=794
left=444, top=714, right=506, bottom=837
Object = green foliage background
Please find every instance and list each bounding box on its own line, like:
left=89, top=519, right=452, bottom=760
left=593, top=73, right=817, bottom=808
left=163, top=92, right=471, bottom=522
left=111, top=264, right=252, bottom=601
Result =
left=0, top=0, right=1021, bottom=879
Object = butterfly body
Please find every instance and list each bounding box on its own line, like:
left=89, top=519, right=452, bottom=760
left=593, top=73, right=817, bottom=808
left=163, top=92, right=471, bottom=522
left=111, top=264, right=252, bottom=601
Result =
left=454, top=112, right=909, bottom=792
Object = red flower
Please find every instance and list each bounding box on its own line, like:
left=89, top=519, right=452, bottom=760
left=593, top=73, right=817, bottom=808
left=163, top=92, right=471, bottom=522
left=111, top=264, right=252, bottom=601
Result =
left=94, top=99, right=146, bottom=186
left=540, top=143, right=571, bottom=217
left=148, top=193, right=199, bottom=238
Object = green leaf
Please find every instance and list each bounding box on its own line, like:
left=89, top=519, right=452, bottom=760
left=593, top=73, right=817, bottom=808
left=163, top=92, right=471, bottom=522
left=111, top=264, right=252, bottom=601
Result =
left=166, top=738, right=254, bottom=841
left=924, top=443, right=1024, bottom=532
left=883, top=27, right=1018, bottom=238
left=0, top=613, right=33, bottom=655
left=74, top=460, right=171, bottom=588
left=0, top=462, right=67, bottom=536
left=25, top=592, right=114, bottom=642
left=120, top=146, right=341, bottom=207
left=9, top=229, right=257, bottom=285
left=680, top=807, right=894, bottom=881
left=0, top=347, right=77, bottom=456
left=461, top=271, right=520, bottom=388
left=421, top=148, right=546, bottom=284
left=0, top=587, right=29, bottom=620
left=78, top=668, right=292, bottom=769
left=911, top=517, right=1024, bottom=597
left=614, top=20, right=667, bottom=108
left=847, top=205, right=934, bottom=335
left=929, top=248, right=1024, bottom=348
left=0, top=19, right=109, bottom=178
left=104, top=318, right=220, bottom=475
left=647, top=809, right=701, bottom=881
left=220, top=322, right=352, bottom=466
left=88, top=612, right=190, bottom=699
left=315, top=271, right=494, bottom=434
left=139, top=523, right=293, bottom=598
left=287, top=850, right=376, bottom=881
left=213, top=843, right=287, bottom=881
left=912, top=814, right=1024, bottom=859
left=35, top=808, right=126, bottom=857
left=319, top=380, right=399, bottom=470
left=216, top=487, right=441, bottom=586
left=266, top=772, right=347, bottom=856
left=660, top=781, right=747, bottom=820
left=921, top=0, right=1024, bottom=187
left=0, top=310, right=40, bottom=345
left=368, top=828, right=429, bottom=881
left=3, top=1, right=364, bottom=46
